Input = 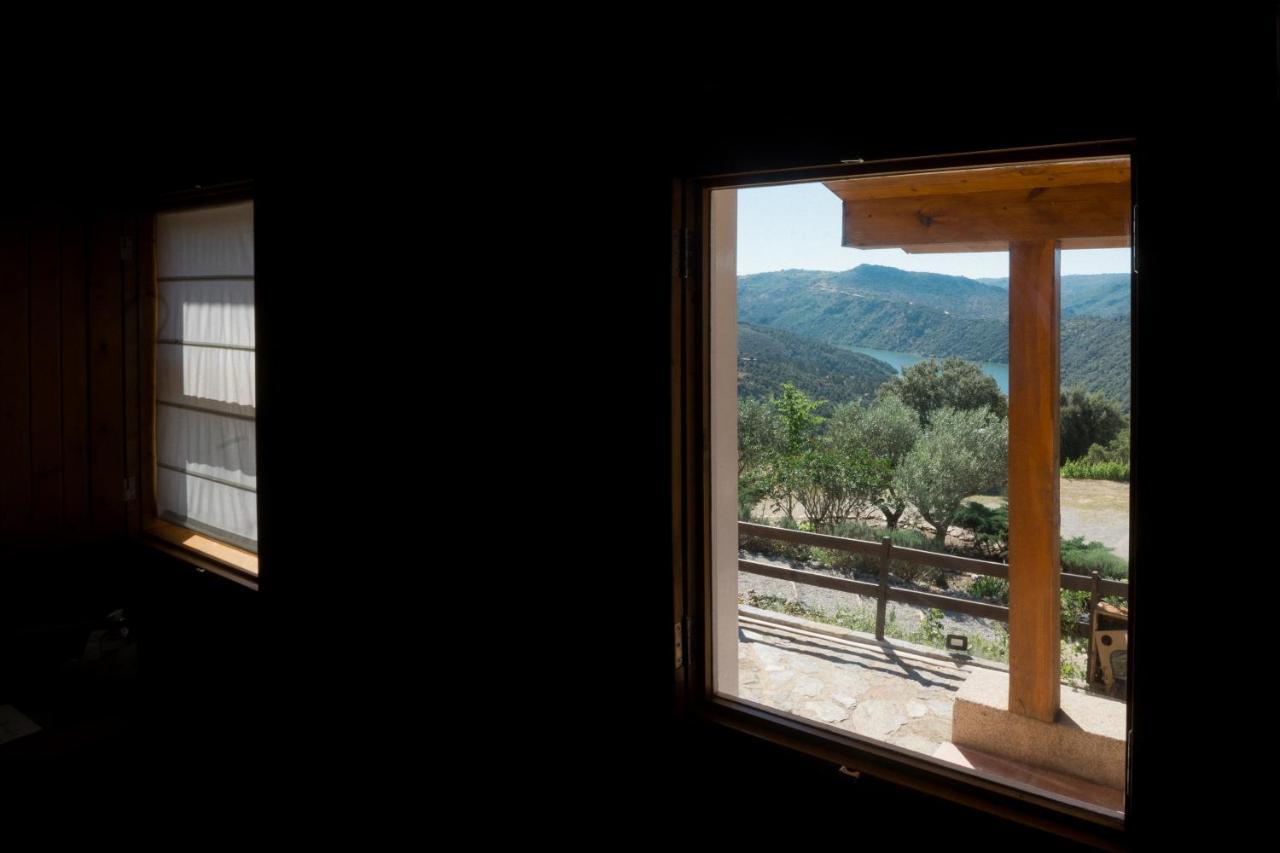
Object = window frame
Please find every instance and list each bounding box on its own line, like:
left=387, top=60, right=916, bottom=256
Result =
left=672, top=139, right=1137, bottom=847
left=141, top=180, right=259, bottom=589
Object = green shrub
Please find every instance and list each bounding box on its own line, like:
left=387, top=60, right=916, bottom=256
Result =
left=1061, top=459, right=1129, bottom=481
left=969, top=575, right=1009, bottom=604
left=1061, top=536, right=1128, bottom=580
left=953, top=501, right=1008, bottom=559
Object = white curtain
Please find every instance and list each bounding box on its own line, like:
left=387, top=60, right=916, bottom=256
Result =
left=156, top=201, right=257, bottom=551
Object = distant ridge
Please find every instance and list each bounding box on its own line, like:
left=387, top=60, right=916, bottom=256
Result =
left=739, top=265, right=1130, bottom=409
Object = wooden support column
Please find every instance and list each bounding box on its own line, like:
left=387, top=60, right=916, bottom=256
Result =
left=1007, top=239, right=1062, bottom=723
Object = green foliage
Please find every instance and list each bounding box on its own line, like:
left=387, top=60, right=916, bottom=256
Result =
left=739, top=516, right=813, bottom=563
left=1061, top=315, right=1131, bottom=411
left=877, top=357, right=1008, bottom=424
left=1060, top=536, right=1128, bottom=579
left=737, top=396, right=782, bottom=476
left=737, top=323, right=896, bottom=411
left=1061, top=459, right=1129, bottom=481
left=1060, top=386, right=1126, bottom=463
left=953, top=501, right=1008, bottom=560
left=808, top=520, right=946, bottom=585
left=894, top=406, right=1008, bottom=545
left=1061, top=589, right=1091, bottom=636
left=1060, top=638, right=1090, bottom=689
left=969, top=575, right=1009, bottom=604
left=737, top=266, right=1131, bottom=410
left=919, top=608, right=946, bottom=646
left=1082, top=428, right=1130, bottom=465
left=773, top=382, right=825, bottom=455
left=830, top=396, right=921, bottom=529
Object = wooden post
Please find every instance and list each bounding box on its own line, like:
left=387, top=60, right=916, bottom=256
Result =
left=1007, top=239, right=1062, bottom=723
left=1088, top=570, right=1103, bottom=686
left=876, top=536, right=891, bottom=641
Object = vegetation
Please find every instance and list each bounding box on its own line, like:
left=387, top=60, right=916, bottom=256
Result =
left=1061, top=460, right=1129, bottom=481
left=738, top=265, right=1131, bottom=409
left=877, top=357, right=1007, bottom=423
left=1060, top=386, right=1126, bottom=463
left=893, top=406, right=1008, bottom=545
left=737, top=323, right=896, bottom=412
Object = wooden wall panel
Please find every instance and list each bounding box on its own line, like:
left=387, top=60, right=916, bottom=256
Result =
left=122, top=213, right=141, bottom=536
left=0, top=219, right=31, bottom=537
left=138, top=214, right=157, bottom=522
left=60, top=211, right=90, bottom=532
left=0, top=202, right=155, bottom=548
left=28, top=213, right=63, bottom=534
left=88, top=212, right=125, bottom=538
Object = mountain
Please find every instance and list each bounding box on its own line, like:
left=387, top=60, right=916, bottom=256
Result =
left=737, top=323, right=897, bottom=410
left=739, top=265, right=1130, bottom=409
left=977, top=272, right=1131, bottom=317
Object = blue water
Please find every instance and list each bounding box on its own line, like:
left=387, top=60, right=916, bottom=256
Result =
left=840, top=345, right=1010, bottom=394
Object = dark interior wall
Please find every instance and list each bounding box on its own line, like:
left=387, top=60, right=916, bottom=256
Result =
left=2, top=13, right=1274, bottom=836
left=0, top=203, right=149, bottom=545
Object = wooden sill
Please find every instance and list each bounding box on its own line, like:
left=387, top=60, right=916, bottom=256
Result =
left=143, top=519, right=259, bottom=590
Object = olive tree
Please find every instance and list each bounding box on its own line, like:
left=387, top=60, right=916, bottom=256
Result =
left=829, top=396, right=921, bottom=528
left=876, top=357, right=1007, bottom=424
left=894, top=406, right=1008, bottom=546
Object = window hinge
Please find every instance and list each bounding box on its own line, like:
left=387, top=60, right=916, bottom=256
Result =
left=123, top=476, right=137, bottom=502
left=675, top=618, right=685, bottom=670
left=120, top=236, right=133, bottom=262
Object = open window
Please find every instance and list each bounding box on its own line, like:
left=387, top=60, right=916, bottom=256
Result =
left=142, top=193, right=258, bottom=585
left=677, top=142, right=1135, bottom=843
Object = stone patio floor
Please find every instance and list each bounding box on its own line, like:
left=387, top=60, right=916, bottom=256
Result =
left=735, top=606, right=1126, bottom=815
left=736, top=607, right=987, bottom=758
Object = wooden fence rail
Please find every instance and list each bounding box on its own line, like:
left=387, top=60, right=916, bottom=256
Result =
left=738, top=521, right=1128, bottom=642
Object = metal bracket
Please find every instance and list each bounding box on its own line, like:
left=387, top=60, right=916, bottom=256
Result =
left=674, top=620, right=684, bottom=670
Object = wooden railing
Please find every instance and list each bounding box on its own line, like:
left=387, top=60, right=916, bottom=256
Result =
left=737, top=521, right=1128, bottom=644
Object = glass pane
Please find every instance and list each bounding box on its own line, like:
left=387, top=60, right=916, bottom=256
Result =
left=711, top=158, right=1131, bottom=816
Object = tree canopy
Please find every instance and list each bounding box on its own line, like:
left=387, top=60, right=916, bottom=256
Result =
left=876, top=357, right=1007, bottom=424
left=894, top=406, right=1008, bottom=544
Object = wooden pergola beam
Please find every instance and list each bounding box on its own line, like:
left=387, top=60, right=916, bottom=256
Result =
left=837, top=183, right=1129, bottom=250
left=824, top=157, right=1129, bottom=202
left=900, top=235, right=1129, bottom=254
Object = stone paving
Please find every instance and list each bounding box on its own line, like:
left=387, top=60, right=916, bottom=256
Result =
left=736, top=611, right=984, bottom=757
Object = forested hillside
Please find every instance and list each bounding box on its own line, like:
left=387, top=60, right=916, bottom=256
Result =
left=737, top=323, right=896, bottom=410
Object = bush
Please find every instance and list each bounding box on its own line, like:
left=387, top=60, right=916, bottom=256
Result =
left=1061, top=459, right=1129, bottom=481
left=969, top=575, right=1009, bottom=604
left=953, top=500, right=1008, bottom=559
left=1061, top=536, right=1128, bottom=580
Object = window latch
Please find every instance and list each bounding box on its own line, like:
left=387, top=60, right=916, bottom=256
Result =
left=675, top=620, right=684, bottom=670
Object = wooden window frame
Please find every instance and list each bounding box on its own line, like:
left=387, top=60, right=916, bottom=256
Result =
left=672, top=140, right=1137, bottom=848
left=140, top=181, right=259, bottom=589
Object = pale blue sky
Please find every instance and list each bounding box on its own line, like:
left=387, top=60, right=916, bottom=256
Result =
left=736, top=183, right=1130, bottom=278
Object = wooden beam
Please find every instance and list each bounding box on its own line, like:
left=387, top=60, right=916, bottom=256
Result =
left=841, top=183, right=1129, bottom=249
left=1007, top=239, right=1061, bottom=723
left=824, top=157, right=1129, bottom=202
left=900, top=235, right=1129, bottom=254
